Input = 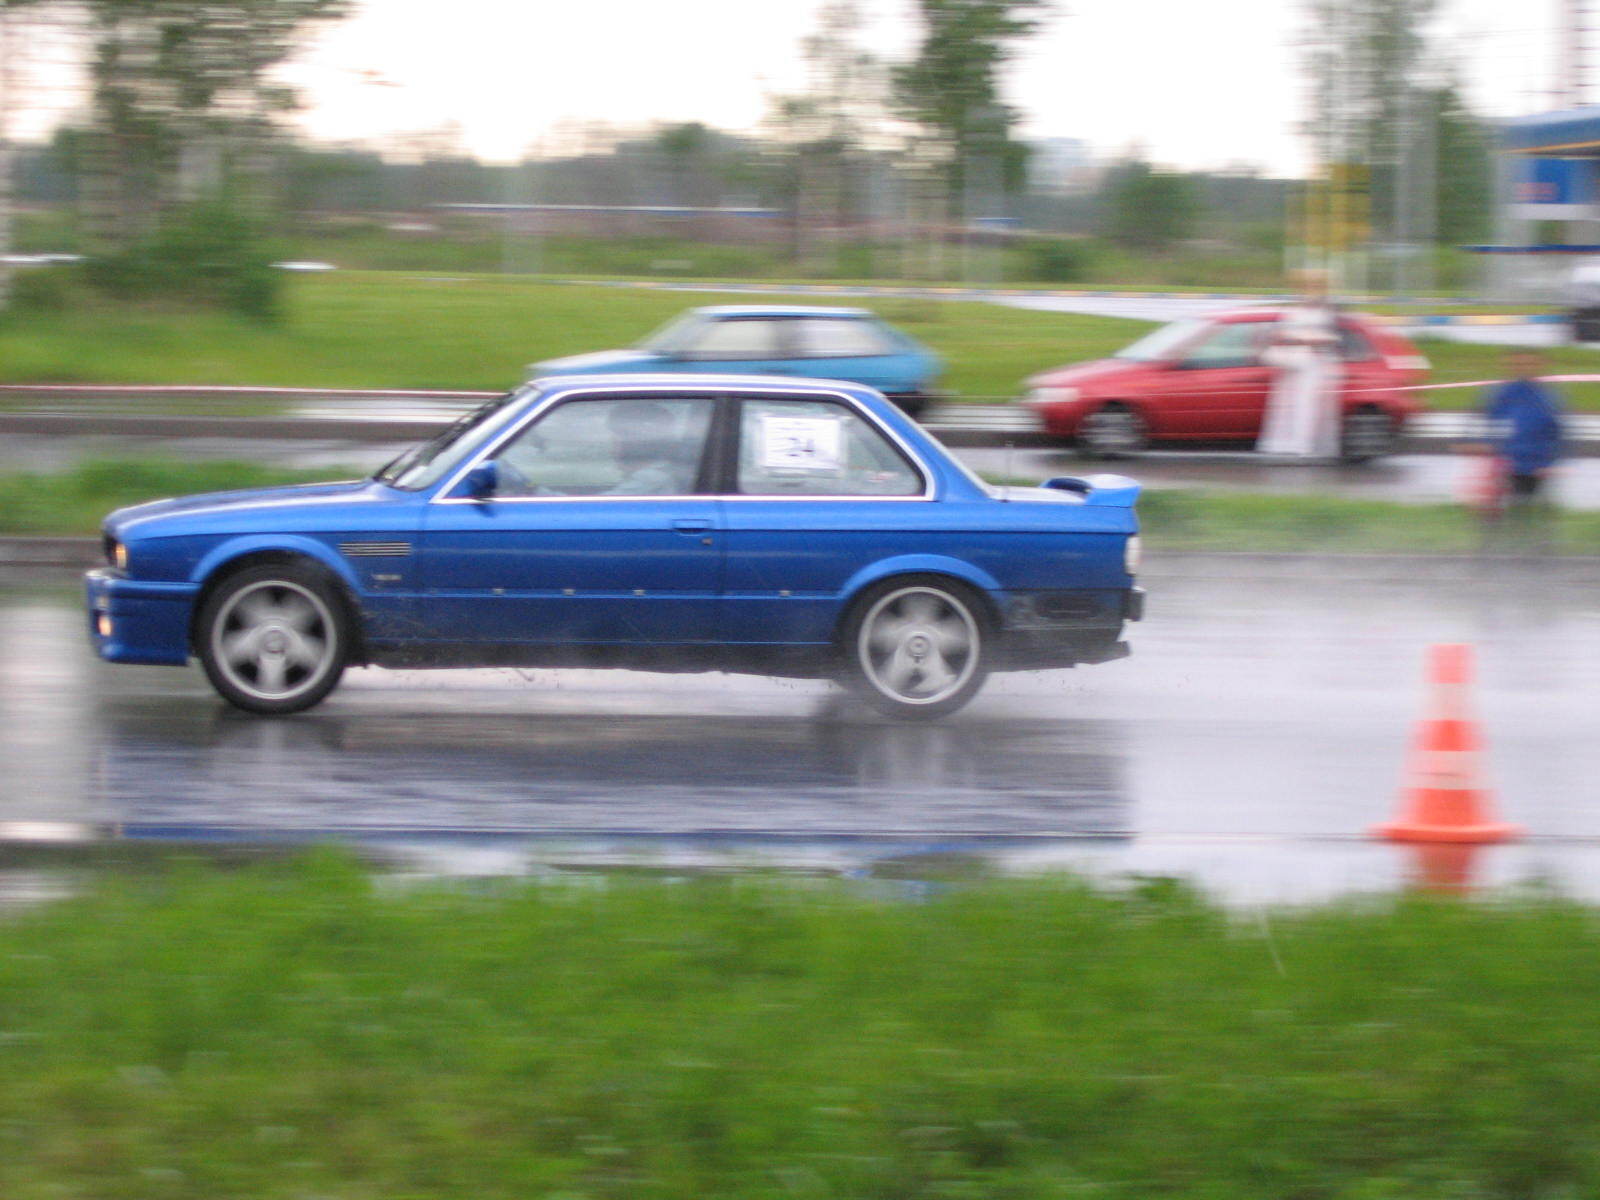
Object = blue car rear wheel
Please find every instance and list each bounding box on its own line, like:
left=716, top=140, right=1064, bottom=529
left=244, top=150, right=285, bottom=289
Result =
left=842, top=576, right=990, bottom=719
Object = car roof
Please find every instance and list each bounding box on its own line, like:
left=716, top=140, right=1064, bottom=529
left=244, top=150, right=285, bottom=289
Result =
left=1210, top=305, right=1379, bottom=325
left=689, top=304, right=875, bottom=319
left=530, top=371, right=884, bottom=396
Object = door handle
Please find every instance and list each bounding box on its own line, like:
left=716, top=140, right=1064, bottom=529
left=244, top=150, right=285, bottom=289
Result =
left=671, top=519, right=713, bottom=534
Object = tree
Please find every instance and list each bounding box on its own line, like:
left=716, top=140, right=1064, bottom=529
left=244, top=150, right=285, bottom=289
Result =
left=1303, top=0, right=1438, bottom=260
left=1101, top=160, right=1199, bottom=251
left=1431, top=84, right=1491, bottom=246
left=0, top=0, right=345, bottom=316
left=892, top=0, right=1049, bottom=206
left=75, top=0, right=348, bottom=248
left=766, top=1, right=893, bottom=267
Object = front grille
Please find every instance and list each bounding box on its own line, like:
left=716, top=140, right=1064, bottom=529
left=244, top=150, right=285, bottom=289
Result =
left=338, top=541, right=413, bottom=558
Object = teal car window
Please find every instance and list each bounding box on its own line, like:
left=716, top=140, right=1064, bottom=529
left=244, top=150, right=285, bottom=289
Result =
left=496, top=397, right=715, bottom=496
left=680, top=319, right=782, bottom=361
left=735, top=398, right=921, bottom=496
left=790, top=317, right=895, bottom=358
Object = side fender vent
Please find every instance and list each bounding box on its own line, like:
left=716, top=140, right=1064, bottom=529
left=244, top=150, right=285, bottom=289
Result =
left=339, top=541, right=413, bottom=558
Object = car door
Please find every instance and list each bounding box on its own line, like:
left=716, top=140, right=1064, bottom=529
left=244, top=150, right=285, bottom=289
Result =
left=717, top=394, right=932, bottom=645
left=1333, top=319, right=1391, bottom=414
left=417, top=395, right=723, bottom=645
left=1144, top=319, right=1275, bottom=437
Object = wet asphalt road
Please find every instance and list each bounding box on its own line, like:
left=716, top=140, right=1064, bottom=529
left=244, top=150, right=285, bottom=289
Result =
left=4, top=564, right=1597, bottom=902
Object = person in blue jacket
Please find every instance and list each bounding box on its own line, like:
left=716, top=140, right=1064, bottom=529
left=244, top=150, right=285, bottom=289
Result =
left=1482, top=350, right=1566, bottom=503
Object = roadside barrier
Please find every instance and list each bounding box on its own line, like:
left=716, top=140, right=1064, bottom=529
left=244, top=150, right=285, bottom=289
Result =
left=1373, top=643, right=1520, bottom=844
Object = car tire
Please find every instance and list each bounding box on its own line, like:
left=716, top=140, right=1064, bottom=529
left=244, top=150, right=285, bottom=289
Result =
left=1078, top=402, right=1148, bottom=458
left=887, top=392, right=931, bottom=421
left=1339, top=405, right=1395, bottom=463
left=839, top=576, right=990, bottom=720
left=196, top=563, right=350, bottom=715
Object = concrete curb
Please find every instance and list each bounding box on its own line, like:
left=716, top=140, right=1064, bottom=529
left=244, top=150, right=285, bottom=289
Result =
left=0, top=537, right=100, bottom=569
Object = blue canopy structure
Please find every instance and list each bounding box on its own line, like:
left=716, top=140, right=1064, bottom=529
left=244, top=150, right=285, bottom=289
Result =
left=1502, top=107, right=1600, bottom=155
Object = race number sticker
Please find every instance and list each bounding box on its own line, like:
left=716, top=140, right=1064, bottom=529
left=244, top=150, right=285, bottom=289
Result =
left=758, top=415, right=843, bottom=472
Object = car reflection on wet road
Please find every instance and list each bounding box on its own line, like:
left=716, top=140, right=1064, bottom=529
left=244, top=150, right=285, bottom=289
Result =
left=2, top=563, right=1597, bottom=903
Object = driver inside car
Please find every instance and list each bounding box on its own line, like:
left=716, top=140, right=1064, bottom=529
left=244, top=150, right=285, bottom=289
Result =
left=496, top=399, right=696, bottom=497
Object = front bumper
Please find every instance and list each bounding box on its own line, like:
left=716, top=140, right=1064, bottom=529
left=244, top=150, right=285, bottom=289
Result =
left=85, top=569, right=198, bottom=666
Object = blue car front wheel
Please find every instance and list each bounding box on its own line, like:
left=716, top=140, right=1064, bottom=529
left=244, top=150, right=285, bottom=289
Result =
left=197, top=564, right=350, bottom=714
left=842, top=576, right=990, bottom=720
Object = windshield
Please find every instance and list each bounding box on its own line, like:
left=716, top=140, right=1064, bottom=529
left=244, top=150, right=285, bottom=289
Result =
left=1113, top=318, right=1206, bottom=362
left=375, top=386, right=533, bottom=491
left=636, top=312, right=703, bottom=356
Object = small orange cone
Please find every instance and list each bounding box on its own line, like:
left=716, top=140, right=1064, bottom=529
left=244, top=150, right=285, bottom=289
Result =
left=1373, top=643, right=1520, bottom=844
left=1403, top=842, right=1483, bottom=896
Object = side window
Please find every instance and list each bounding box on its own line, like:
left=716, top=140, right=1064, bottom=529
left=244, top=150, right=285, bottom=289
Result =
left=681, top=319, right=781, bottom=360
left=736, top=398, right=922, bottom=497
left=493, top=397, right=714, bottom=497
left=791, top=317, right=894, bottom=358
left=1180, top=322, right=1271, bottom=369
left=1337, top=323, right=1379, bottom=362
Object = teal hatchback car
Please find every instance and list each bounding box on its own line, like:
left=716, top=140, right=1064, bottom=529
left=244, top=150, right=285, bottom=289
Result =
left=530, top=305, right=944, bottom=418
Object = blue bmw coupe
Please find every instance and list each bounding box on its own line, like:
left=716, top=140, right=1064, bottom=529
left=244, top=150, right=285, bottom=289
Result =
left=87, top=376, right=1143, bottom=718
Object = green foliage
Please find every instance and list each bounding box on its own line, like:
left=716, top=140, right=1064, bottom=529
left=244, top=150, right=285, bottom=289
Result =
left=5, top=265, right=86, bottom=315
left=1136, top=488, right=1600, bottom=555
left=1020, top=235, right=1095, bottom=281
left=1101, top=160, right=1201, bottom=250
left=892, top=0, right=1049, bottom=197
left=7, top=860, right=1600, bottom=1197
left=82, top=201, right=283, bottom=321
left=1433, top=86, right=1493, bottom=246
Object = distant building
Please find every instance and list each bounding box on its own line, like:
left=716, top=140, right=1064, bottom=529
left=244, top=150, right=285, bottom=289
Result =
left=1028, top=138, right=1097, bottom=194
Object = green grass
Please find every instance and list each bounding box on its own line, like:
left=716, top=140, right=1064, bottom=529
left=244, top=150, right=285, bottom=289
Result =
left=0, top=272, right=1142, bottom=401
left=10, top=458, right=1598, bottom=557
left=1, top=270, right=1596, bottom=408
left=5, top=855, right=1600, bottom=1198
left=1138, top=488, right=1600, bottom=556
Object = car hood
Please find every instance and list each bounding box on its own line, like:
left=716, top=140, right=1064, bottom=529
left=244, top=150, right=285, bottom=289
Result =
left=1025, top=357, right=1145, bottom=390
left=108, top=479, right=387, bottom=538
left=530, top=348, right=665, bottom=375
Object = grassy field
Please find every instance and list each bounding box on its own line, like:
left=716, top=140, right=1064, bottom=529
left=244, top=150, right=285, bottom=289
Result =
left=3, top=271, right=1596, bottom=409
left=0, top=273, right=1140, bottom=401
left=12, top=457, right=1599, bottom=555
left=3, top=855, right=1600, bottom=1199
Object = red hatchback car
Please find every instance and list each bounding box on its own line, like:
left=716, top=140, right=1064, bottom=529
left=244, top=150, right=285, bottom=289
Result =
left=1022, top=308, right=1429, bottom=460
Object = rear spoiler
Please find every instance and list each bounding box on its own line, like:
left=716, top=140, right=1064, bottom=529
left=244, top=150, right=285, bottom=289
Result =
left=1042, top=474, right=1142, bottom=507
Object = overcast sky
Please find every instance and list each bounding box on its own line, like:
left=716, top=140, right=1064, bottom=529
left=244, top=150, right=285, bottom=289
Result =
left=21, top=0, right=1574, bottom=176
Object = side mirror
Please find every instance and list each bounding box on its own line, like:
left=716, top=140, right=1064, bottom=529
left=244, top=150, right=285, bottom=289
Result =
left=462, top=460, right=498, bottom=501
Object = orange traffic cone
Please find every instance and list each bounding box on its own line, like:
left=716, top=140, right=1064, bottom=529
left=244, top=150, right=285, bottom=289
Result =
left=1403, top=842, right=1483, bottom=896
left=1373, top=643, right=1520, bottom=844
